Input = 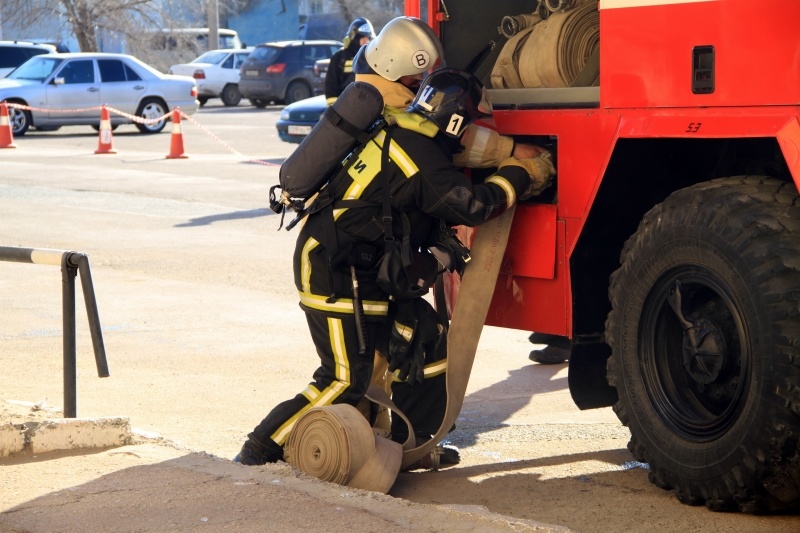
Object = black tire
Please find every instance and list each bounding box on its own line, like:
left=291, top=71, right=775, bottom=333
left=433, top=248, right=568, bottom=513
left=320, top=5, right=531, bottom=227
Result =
left=606, top=176, right=800, bottom=512
left=249, top=98, right=269, bottom=108
left=91, top=124, right=118, bottom=132
left=220, top=84, right=242, bottom=106
left=284, top=81, right=311, bottom=104
left=7, top=104, right=31, bottom=136
left=198, top=96, right=210, bottom=107
left=134, top=98, right=168, bottom=133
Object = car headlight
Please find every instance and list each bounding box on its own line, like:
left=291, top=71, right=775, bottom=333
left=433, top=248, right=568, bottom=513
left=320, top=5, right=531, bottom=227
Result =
left=280, top=109, right=290, bottom=120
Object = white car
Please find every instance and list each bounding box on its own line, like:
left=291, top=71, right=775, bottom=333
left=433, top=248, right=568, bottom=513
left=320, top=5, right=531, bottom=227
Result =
left=0, top=41, right=56, bottom=78
left=0, top=52, right=198, bottom=136
left=169, top=48, right=252, bottom=106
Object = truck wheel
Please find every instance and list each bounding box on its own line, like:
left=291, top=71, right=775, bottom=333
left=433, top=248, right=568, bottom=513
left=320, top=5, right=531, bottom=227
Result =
left=606, top=176, right=800, bottom=513
left=220, top=84, right=242, bottom=106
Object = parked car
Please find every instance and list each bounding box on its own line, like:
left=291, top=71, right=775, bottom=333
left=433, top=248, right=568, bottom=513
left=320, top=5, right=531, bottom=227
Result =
left=275, top=94, right=327, bottom=143
left=169, top=47, right=252, bottom=106
left=0, top=41, right=56, bottom=78
left=238, top=40, right=340, bottom=107
left=0, top=52, right=198, bottom=136
left=312, top=57, right=330, bottom=95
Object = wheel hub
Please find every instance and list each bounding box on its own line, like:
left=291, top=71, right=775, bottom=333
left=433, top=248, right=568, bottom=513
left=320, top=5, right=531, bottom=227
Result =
left=680, top=318, right=725, bottom=385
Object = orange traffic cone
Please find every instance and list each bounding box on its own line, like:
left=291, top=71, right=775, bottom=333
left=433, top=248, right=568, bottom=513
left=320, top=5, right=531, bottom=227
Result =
left=166, top=108, right=188, bottom=159
left=94, top=105, right=116, bottom=154
left=0, top=102, right=17, bottom=149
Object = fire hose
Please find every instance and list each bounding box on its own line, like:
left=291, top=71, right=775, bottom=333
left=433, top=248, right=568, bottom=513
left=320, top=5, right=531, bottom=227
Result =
left=492, top=1, right=599, bottom=89
left=285, top=206, right=517, bottom=492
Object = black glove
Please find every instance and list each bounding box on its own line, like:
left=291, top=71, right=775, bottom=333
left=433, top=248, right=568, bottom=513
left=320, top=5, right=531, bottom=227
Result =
left=388, top=299, right=445, bottom=386
left=388, top=316, right=425, bottom=385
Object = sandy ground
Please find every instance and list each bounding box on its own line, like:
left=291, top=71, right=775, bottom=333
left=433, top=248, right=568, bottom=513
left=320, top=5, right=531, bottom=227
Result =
left=1, top=107, right=798, bottom=532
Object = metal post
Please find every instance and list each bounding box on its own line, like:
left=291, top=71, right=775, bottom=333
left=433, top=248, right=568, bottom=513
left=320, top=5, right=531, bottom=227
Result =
left=61, top=253, right=78, bottom=418
left=1, top=245, right=109, bottom=419
left=74, top=253, right=109, bottom=377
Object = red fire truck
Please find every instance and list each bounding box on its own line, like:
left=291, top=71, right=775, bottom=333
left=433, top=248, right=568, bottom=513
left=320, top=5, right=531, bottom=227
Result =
left=405, top=0, right=800, bottom=513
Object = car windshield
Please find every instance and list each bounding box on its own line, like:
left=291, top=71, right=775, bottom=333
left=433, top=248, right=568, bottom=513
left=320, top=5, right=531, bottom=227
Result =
left=8, top=56, right=62, bottom=81
left=249, top=46, right=281, bottom=62
left=192, top=51, right=228, bottom=65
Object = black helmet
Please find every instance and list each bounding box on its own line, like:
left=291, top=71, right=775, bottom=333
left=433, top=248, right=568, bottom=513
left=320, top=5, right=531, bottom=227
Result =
left=407, top=68, right=488, bottom=138
left=344, top=17, right=376, bottom=47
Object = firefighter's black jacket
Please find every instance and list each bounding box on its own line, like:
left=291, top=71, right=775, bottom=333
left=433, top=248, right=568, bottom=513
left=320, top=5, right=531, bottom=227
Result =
left=324, top=39, right=362, bottom=100
left=292, top=112, right=530, bottom=318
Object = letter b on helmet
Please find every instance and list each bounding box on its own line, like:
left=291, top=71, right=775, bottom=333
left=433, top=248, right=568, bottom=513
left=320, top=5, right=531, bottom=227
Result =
left=363, top=17, right=444, bottom=81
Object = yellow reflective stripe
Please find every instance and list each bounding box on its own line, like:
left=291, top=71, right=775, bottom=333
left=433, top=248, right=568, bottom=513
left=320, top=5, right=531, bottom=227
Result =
left=272, top=319, right=352, bottom=444
left=424, top=359, right=447, bottom=378
left=298, top=291, right=389, bottom=316
left=301, top=384, right=321, bottom=402
left=300, top=237, right=320, bottom=293
left=332, top=179, right=368, bottom=220
left=272, top=379, right=348, bottom=444
left=343, top=59, right=353, bottom=73
left=389, top=358, right=448, bottom=382
left=374, top=130, right=418, bottom=178
left=486, top=175, right=517, bottom=206
left=329, top=317, right=349, bottom=383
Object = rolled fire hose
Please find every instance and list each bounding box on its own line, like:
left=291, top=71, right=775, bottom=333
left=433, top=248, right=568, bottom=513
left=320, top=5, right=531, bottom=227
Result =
left=286, top=205, right=519, bottom=489
left=519, top=1, right=599, bottom=88
left=284, top=403, right=403, bottom=494
left=491, top=1, right=598, bottom=89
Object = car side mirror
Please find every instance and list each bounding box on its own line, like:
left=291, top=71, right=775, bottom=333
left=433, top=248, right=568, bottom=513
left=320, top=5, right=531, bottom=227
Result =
left=52, top=77, right=65, bottom=85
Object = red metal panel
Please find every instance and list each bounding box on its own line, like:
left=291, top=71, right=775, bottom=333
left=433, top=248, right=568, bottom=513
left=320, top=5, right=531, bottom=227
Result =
left=617, top=109, right=800, bottom=138
left=601, top=0, right=800, bottom=108
left=777, top=117, right=800, bottom=186
left=486, top=219, right=569, bottom=335
left=505, top=204, right=557, bottom=279
left=492, top=108, right=620, bottom=226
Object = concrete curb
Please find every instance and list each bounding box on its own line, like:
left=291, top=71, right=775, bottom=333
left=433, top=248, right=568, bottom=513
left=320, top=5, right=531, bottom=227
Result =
left=0, top=417, right=131, bottom=457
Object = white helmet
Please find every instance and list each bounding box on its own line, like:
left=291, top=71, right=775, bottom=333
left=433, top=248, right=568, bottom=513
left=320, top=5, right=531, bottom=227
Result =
left=362, top=17, right=445, bottom=81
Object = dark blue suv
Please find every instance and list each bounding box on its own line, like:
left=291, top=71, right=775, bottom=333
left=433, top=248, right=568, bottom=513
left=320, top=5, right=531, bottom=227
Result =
left=238, top=40, right=340, bottom=107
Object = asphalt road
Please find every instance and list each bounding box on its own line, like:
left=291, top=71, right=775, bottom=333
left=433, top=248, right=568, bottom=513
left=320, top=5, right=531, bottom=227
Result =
left=0, top=100, right=797, bottom=532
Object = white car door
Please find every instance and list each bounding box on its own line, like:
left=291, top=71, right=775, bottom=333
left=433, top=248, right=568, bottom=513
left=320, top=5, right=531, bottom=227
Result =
left=45, top=58, right=100, bottom=120
left=97, top=58, right=147, bottom=115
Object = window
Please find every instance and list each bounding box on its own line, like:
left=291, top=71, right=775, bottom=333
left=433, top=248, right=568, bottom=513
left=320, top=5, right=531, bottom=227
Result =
left=234, top=53, right=248, bottom=68
left=124, top=64, right=142, bottom=81
left=0, top=47, right=27, bottom=68
left=58, top=60, right=95, bottom=84
left=98, top=59, right=126, bottom=82
left=222, top=54, right=234, bottom=69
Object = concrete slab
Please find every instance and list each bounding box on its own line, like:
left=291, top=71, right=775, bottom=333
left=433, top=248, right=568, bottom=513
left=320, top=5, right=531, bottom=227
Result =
left=1, top=417, right=131, bottom=456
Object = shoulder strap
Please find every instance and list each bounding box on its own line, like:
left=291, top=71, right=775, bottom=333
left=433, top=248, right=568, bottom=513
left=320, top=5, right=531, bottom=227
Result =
left=380, top=128, right=413, bottom=268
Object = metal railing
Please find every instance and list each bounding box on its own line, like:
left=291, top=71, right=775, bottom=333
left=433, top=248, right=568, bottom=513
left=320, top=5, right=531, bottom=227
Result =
left=0, top=246, right=109, bottom=418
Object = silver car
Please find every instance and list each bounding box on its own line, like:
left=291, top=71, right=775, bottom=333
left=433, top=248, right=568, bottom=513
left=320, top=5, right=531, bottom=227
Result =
left=0, top=52, right=198, bottom=135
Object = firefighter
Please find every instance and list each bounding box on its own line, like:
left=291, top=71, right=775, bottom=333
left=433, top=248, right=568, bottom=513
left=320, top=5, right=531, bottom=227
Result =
left=324, top=17, right=376, bottom=103
left=234, top=68, right=556, bottom=466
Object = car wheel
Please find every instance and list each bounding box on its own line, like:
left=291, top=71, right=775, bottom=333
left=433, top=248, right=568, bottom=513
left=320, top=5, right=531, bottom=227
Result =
left=607, top=176, right=800, bottom=512
left=198, top=96, right=210, bottom=107
left=249, top=98, right=269, bottom=108
left=7, top=104, right=31, bottom=136
left=135, top=98, right=168, bottom=133
left=284, top=81, right=311, bottom=105
left=221, top=84, right=242, bottom=106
